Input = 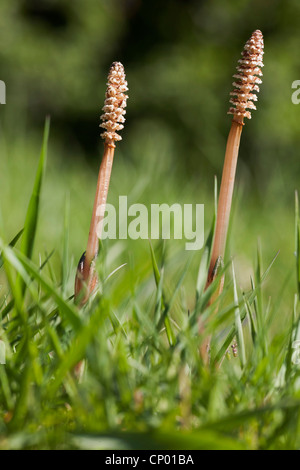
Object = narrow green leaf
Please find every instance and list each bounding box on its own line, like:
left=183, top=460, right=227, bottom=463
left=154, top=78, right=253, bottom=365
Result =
left=232, top=261, right=246, bottom=367
left=16, top=249, right=82, bottom=331
left=0, top=228, right=24, bottom=269
left=20, top=117, right=50, bottom=261
left=295, top=191, right=300, bottom=297
left=45, top=299, right=109, bottom=397
left=149, top=240, right=175, bottom=346
left=61, top=194, right=70, bottom=296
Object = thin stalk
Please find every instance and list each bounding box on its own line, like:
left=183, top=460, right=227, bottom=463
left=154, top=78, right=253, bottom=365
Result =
left=207, top=116, right=243, bottom=285
left=83, top=141, right=115, bottom=277
left=75, top=62, right=128, bottom=305
left=206, top=29, right=264, bottom=291
left=200, top=30, right=264, bottom=363
left=74, top=141, right=115, bottom=304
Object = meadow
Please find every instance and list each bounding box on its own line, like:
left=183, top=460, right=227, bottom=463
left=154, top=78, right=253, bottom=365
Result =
left=1, top=0, right=300, bottom=450
left=0, top=112, right=299, bottom=449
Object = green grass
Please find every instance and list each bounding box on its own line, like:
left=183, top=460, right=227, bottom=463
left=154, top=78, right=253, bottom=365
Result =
left=0, top=122, right=300, bottom=450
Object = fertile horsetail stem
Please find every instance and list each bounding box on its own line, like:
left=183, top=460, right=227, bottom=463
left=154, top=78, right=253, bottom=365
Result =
left=207, top=30, right=264, bottom=287
left=75, top=62, right=128, bottom=304
left=200, top=31, right=264, bottom=363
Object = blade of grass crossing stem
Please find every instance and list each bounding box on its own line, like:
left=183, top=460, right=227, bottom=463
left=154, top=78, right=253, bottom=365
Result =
left=193, top=261, right=228, bottom=321
left=18, top=117, right=50, bottom=295
left=204, top=175, right=218, bottom=267
left=194, top=200, right=223, bottom=314
left=232, top=261, right=246, bottom=367
left=149, top=240, right=175, bottom=345
left=195, top=198, right=217, bottom=307
left=194, top=203, right=216, bottom=316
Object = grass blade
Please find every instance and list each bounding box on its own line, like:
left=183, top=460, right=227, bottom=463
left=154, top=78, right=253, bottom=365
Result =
left=232, top=261, right=246, bottom=367
left=20, top=117, right=50, bottom=261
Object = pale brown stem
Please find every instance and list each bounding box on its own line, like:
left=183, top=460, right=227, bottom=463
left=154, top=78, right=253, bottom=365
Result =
left=199, top=116, right=244, bottom=364
left=75, top=140, right=115, bottom=303
left=83, top=141, right=115, bottom=277
left=207, top=117, right=243, bottom=286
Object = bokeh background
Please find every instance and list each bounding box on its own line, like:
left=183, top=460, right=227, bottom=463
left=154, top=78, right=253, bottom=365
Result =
left=0, top=0, right=300, bottom=312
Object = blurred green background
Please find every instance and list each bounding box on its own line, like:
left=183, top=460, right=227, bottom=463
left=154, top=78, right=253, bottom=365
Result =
left=0, top=0, right=299, bottom=312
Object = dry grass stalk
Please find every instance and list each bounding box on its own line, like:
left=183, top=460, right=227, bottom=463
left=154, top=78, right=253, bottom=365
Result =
left=75, top=62, right=128, bottom=304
